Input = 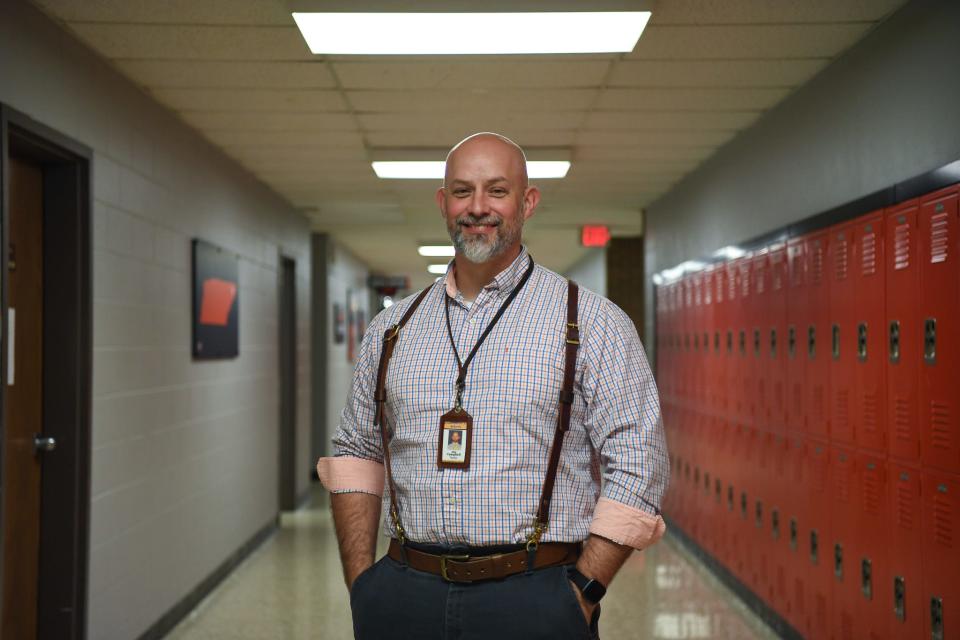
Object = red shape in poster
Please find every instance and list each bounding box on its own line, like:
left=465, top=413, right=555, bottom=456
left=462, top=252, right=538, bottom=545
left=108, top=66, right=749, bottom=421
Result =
left=199, top=278, right=237, bottom=327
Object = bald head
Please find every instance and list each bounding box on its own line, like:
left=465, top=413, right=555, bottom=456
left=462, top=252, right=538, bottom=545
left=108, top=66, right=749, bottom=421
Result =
left=443, top=132, right=528, bottom=188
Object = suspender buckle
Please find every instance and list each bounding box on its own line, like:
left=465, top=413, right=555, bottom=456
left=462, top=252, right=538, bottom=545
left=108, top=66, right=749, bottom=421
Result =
left=565, top=322, right=580, bottom=345
left=385, top=324, right=401, bottom=342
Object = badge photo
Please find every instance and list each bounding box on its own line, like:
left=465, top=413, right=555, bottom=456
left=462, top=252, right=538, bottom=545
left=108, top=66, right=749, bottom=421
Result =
left=437, top=410, right=472, bottom=469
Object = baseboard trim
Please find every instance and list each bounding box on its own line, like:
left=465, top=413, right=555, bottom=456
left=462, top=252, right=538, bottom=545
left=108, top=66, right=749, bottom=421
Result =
left=665, top=519, right=804, bottom=640
left=136, top=518, right=278, bottom=640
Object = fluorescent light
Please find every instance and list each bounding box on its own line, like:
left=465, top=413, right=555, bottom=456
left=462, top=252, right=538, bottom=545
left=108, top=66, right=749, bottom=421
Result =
left=427, top=264, right=449, bottom=275
left=292, top=12, right=650, bottom=55
left=713, top=245, right=746, bottom=260
left=418, top=245, right=455, bottom=257
left=373, top=161, right=570, bottom=180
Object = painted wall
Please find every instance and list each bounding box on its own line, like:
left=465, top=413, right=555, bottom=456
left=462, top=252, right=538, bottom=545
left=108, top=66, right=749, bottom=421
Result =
left=564, top=248, right=607, bottom=298
left=0, top=1, right=312, bottom=638
left=644, top=0, right=960, bottom=352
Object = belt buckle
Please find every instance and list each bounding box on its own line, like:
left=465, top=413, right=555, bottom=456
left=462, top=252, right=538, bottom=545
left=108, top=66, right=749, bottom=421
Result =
left=440, top=554, right=471, bottom=582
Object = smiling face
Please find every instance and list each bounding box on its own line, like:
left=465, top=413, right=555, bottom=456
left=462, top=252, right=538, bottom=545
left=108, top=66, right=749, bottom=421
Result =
left=436, top=133, right=540, bottom=264
left=449, top=431, right=462, bottom=444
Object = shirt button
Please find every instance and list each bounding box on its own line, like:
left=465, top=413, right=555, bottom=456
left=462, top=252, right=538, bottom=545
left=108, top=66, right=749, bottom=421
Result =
left=449, top=497, right=457, bottom=504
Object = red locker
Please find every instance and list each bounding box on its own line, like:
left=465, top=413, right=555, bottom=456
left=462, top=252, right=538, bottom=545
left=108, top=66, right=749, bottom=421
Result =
left=922, top=471, right=959, bottom=640
left=768, top=245, right=789, bottom=434
left=806, top=233, right=832, bottom=440
left=739, top=255, right=757, bottom=425
left=830, top=224, right=856, bottom=445
left=853, top=452, right=890, bottom=640
left=804, top=438, right=834, bottom=639
left=886, top=199, right=922, bottom=464
left=752, top=250, right=771, bottom=431
left=725, top=259, right=741, bottom=422
left=920, top=185, right=960, bottom=473
left=851, top=212, right=888, bottom=453
left=829, top=445, right=860, bottom=640
left=782, top=434, right=809, bottom=632
left=786, top=238, right=807, bottom=435
left=711, top=266, right=728, bottom=416
left=889, top=463, right=923, bottom=640
left=768, top=434, right=791, bottom=613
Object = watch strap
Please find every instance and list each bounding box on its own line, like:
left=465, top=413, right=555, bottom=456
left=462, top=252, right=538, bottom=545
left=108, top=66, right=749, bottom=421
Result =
left=567, top=567, right=607, bottom=604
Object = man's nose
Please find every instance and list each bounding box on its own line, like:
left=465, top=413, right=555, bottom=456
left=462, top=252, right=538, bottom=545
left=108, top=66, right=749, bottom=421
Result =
left=466, top=191, right=489, bottom=215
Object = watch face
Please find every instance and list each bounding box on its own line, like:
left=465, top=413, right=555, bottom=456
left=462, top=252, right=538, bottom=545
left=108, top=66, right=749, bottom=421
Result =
left=582, top=579, right=606, bottom=603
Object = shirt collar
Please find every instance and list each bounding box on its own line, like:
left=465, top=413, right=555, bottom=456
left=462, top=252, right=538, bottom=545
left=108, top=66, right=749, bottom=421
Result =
left=443, top=246, right=530, bottom=300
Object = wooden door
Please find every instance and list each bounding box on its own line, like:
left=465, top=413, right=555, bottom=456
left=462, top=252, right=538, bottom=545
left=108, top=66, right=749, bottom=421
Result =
left=2, top=156, right=45, bottom=638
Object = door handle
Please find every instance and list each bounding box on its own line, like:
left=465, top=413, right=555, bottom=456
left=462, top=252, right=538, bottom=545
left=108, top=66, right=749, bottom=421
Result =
left=34, top=434, right=56, bottom=453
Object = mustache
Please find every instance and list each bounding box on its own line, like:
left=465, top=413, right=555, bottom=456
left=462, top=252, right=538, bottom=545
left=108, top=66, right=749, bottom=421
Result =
left=456, top=215, right=500, bottom=227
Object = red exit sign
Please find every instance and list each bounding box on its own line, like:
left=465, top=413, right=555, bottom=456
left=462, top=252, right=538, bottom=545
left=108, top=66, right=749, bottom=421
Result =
left=581, top=225, right=610, bottom=247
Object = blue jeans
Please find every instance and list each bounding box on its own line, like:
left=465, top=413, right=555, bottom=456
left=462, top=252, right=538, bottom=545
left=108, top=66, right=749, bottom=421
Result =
left=350, top=554, right=601, bottom=640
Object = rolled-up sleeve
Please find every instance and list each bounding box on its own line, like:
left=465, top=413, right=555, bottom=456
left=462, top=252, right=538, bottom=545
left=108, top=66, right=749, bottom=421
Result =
left=581, top=304, right=670, bottom=550
left=317, top=310, right=388, bottom=496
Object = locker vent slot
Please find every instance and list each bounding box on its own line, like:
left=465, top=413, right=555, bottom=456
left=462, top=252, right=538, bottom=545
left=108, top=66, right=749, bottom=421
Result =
left=857, top=323, right=868, bottom=362
left=861, top=229, right=877, bottom=276
left=889, top=321, right=901, bottom=363
left=810, top=530, right=819, bottom=565
left=930, top=401, right=951, bottom=450
left=893, top=398, right=911, bottom=445
left=862, top=467, right=881, bottom=515
left=862, top=393, right=879, bottom=440
left=789, top=518, right=798, bottom=550
left=931, top=597, right=944, bottom=640
left=924, top=318, right=937, bottom=365
left=835, top=390, right=850, bottom=432
left=834, top=543, right=843, bottom=580
left=896, top=483, right=915, bottom=529
left=860, top=558, right=873, bottom=600
left=930, top=212, right=949, bottom=264
left=832, top=324, right=841, bottom=360
left=894, top=222, right=911, bottom=270
left=812, top=385, right=825, bottom=423
left=893, top=576, right=905, bottom=622
left=932, top=493, right=953, bottom=547
left=835, top=458, right=851, bottom=503
left=788, top=326, right=796, bottom=359
left=810, top=241, right=825, bottom=284
left=834, top=234, right=849, bottom=280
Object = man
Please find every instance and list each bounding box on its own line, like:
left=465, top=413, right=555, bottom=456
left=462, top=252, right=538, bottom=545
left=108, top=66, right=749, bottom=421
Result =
left=317, top=133, right=669, bottom=639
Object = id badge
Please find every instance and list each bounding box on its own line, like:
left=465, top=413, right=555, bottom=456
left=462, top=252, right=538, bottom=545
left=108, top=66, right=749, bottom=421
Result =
left=437, top=408, right=473, bottom=470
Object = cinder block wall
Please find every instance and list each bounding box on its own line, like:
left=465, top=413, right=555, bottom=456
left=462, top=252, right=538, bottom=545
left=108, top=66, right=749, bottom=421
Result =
left=0, top=1, right=312, bottom=637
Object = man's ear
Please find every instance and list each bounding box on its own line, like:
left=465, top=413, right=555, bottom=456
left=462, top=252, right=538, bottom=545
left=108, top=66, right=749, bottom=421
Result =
left=436, top=187, right=446, bottom=217
left=522, top=186, right=541, bottom=222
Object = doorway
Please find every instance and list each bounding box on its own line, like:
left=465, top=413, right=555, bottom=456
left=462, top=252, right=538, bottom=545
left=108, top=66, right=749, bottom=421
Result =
left=0, top=105, right=92, bottom=639
left=278, top=256, right=297, bottom=511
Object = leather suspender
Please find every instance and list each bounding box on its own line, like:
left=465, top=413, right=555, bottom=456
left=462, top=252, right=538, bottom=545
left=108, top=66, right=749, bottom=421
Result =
left=527, top=279, right=580, bottom=550
left=374, top=284, right=432, bottom=544
left=372, top=278, right=580, bottom=550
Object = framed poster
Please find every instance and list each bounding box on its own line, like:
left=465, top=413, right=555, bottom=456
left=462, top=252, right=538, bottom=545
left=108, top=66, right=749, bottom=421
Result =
left=333, top=303, right=345, bottom=344
left=192, top=239, right=239, bottom=359
left=346, top=289, right=357, bottom=363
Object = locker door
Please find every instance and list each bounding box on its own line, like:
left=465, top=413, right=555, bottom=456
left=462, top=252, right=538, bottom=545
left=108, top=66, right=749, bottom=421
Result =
left=830, top=445, right=859, bottom=640
left=769, top=245, right=789, bottom=434
left=806, top=233, right=831, bottom=439
left=787, top=238, right=807, bottom=435
left=889, top=463, right=923, bottom=640
left=805, top=438, right=834, bottom=639
left=852, top=212, right=887, bottom=453
left=692, top=272, right=706, bottom=409
left=922, top=471, right=959, bottom=640
left=726, top=260, right=741, bottom=422
left=739, top=255, right=756, bottom=426
left=886, top=200, right=922, bottom=464
left=752, top=252, right=770, bottom=430
left=920, top=185, right=960, bottom=473
left=768, top=434, right=790, bottom=614
left=854, top=453, right=890, bottom=640
left=783, top=434, right=808, bottom=632
left=711, top=266, right=727, bottom=416
left=830, top=224, right=856, bottom=444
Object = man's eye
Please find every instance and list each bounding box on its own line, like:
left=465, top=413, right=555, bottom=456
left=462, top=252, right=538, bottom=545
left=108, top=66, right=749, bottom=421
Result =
left=453, top=189, right=470, bottom=197
left=490, top=188, right=507, bottom=196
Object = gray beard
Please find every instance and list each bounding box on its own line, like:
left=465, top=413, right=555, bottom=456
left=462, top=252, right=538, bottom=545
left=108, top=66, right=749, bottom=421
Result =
left=451, top=226, right=509, bottom=263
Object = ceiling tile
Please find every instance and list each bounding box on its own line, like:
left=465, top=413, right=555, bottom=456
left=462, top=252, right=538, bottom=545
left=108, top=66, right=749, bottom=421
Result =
left=584, top=110, right=759, bottom=131
left=333, top=60, right=611, bottom=90
left=357, top=111, right=584, bottom=132
left=577, top=130, right=735, bottom=147
left=205, top=129, right=364, bottom=148
left=348, top=89, right=600, bottom=112
left=366, top=130, right=577, bottom=148
left=608, top=59, right=827, bottom=88
left=596, top=87, right=789, bottom=111
left=628, top=23, right=873, bottom=60
left=115, top=60, right=336, bottom=89
left=151, top=88, right=347, bottom=112
left=651, top=0, right=908, bottom=24
left=68, top=24, right=312, bottom=61
left=576, top=146, right=715, bottom=161
left=180, top=111, right=356, bottom=132
left=34, top=0, right=294, bottom=25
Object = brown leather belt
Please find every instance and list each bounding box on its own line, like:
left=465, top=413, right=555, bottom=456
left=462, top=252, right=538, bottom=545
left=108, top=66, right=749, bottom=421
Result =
left=388, top=539, right=580, bottom=584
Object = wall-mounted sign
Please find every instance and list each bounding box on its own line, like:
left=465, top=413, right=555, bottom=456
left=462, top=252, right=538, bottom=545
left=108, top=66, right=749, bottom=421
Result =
left=581, top=225, right=611, bottom=248
left=192, top=239, right=239, bottom=359
left=368, top=274, right=410, bottom=293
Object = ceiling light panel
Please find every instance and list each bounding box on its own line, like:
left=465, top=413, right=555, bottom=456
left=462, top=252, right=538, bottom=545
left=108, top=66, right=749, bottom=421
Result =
left=419, top=246, right=456, bottom=257
left=292, top=12, right=650, bottom=55
left=372, top=161, right=570, bottom=179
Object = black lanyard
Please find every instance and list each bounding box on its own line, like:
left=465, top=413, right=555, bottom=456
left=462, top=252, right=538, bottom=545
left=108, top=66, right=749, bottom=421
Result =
left=444, top=256, right=535, bottom=411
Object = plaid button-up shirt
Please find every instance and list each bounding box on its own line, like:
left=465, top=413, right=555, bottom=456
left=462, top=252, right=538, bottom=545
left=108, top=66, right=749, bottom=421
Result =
left=320, top=248, right=669, bottom=549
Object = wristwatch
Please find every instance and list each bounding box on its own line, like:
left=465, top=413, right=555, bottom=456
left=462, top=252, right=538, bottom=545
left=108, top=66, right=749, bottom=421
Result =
left=567, top=567, right=607, bottom=604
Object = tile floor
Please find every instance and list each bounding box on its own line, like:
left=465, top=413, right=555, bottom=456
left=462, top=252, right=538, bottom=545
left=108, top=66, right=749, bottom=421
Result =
left=164, top=488, right=779, bottom=640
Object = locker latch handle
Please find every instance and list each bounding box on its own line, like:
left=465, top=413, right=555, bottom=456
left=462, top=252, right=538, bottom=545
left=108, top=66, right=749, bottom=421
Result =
left=714, top=331, right=720, bottom=353
left=755, top=500, right=763, bottom=529
left=726, top=331, right=733, bottom=354
left=861, top=558, right=872, bottom=600
left=834, top=543, right=843, bottom=580
left=832, top=324, right=841, bottom=360
left=924, top=318, right=937, bottom=365
left=753, top=328, right=761, bottom=358
left=857, top=323, right=868, bottom=362
left=808, top=326, right=816, bottom=359
left=788, top=326, right=796, bottom=359
left=727, top=486, right=734, bottom=511
left=741, top=492, right=748, bottom=519
left=893, top=575, right=905, bottom=622
left=789, top=518, right=798, bottom=551
left=703, top=332, right=708, bottom=353
left=715, top=478, right=722, bottom=503
left=739, top=330, right=746, bottom=356
left=931, top=596, right=944, bottom=640
left=889, top=321, right=901, bottom=364
left=770, top=328, right=777, bottom=359
left=771, top=509, right=780, bottom=540
left=810, top=530, right=819, bottom=565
